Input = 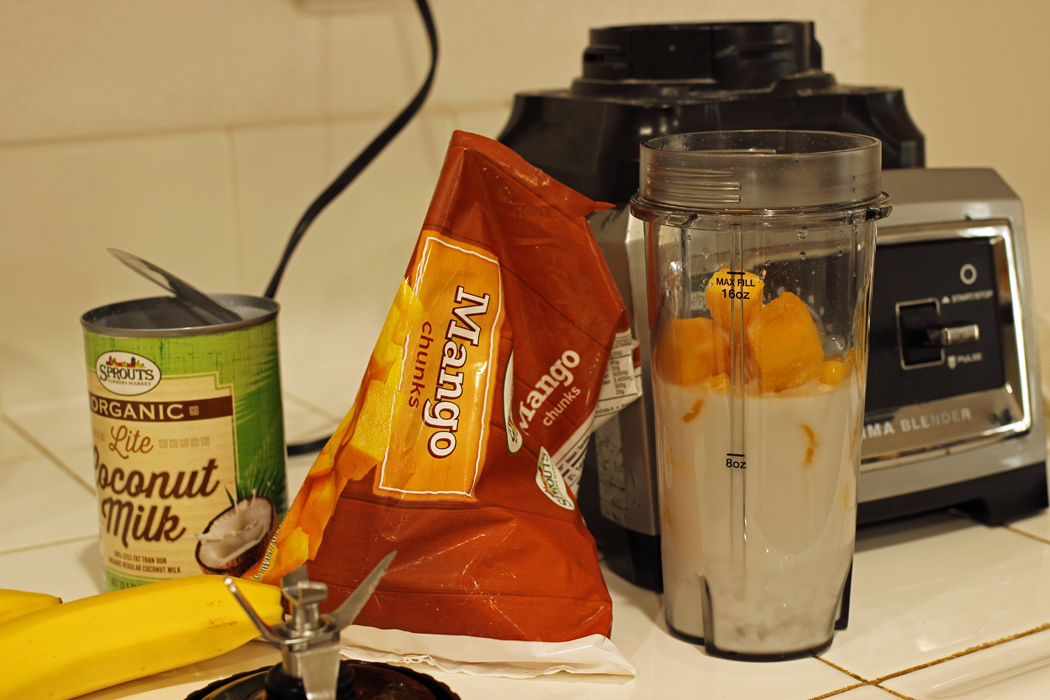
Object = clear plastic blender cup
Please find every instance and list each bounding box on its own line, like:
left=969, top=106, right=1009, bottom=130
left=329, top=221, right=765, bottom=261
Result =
left=632, top=131, right=890, bottom=660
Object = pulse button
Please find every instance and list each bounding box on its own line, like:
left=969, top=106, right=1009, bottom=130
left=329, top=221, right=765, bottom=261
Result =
left=896, top=299, right=980, bottom=369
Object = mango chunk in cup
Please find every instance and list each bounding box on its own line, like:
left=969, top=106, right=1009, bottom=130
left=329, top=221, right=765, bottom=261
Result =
left=745, top=291, right=824, bottom=392
left=654, top=317, right=731, bottom=386
left=820, top=348, right=856, bottom=387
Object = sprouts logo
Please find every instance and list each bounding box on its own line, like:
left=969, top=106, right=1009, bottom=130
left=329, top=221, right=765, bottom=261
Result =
left=95, top=352, right=160, bottom=396
left=535, top=447, right=575, bottom=511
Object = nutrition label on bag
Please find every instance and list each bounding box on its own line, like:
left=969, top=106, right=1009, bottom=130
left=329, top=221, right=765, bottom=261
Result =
left=595, top=330, right=643, bottom=418
left=548, top=330, right=642, bottom=493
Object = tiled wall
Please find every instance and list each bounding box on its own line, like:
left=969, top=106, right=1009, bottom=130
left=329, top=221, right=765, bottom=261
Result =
left=2, top=0, right=1047, bottom=425
left=0, top=0, right=865, bottom=419
left=859, top=0, right=1050, bottom=318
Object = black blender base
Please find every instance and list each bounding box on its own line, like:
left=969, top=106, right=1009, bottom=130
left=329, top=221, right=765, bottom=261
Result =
left=577, top=446, right=663, bottom=592
left=598, top=526, right=664, bottom=593
left=185, top=660, right=460, bottom=700
left=858, top=462, right=1048, bottom=526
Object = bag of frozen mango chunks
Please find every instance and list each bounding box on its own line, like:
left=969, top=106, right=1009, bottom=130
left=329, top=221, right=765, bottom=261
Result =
left=246, top=131, right=639, bottom=677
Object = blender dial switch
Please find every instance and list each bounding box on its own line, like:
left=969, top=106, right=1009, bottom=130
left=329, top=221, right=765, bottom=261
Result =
left=896, top=300, right=981, bottom=368
left=928, top=324, right=980, bottom=346
left=897, top=301, right=944, bottom=368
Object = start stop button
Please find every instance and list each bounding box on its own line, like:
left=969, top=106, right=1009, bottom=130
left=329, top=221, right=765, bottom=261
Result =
left=897, top=300, right=944, bottom=367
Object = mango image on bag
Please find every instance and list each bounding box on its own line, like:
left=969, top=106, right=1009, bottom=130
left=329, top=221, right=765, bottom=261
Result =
left=246, top=279, right=423, bottom=579
left=248, top=235, right=504, bottom=583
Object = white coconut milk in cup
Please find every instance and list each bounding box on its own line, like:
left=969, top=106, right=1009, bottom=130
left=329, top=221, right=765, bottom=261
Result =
left=632, top=130, right=890, bottom=659
left=82, top=294, right=287, bottom=590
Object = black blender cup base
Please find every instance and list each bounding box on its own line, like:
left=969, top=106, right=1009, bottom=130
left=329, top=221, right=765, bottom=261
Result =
left=666, top=622, right=835, bottom=662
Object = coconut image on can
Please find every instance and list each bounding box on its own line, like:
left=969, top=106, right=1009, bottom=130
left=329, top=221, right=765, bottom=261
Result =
left=195, top=496, right=279, bottom=577
left=82, top=294, right=287, bottom=591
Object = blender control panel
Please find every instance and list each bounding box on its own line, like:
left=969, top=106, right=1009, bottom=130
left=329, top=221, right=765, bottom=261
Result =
left=866, top=236, right=1005, bottom=408
left=860, top=221, right=1028, bottom=465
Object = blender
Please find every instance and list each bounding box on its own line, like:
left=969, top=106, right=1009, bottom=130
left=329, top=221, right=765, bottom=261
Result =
left=499, top=20, right=923, bottom=593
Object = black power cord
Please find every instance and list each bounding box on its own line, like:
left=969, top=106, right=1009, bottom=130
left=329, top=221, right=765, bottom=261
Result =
left=269, top=0, right=439, bottom=457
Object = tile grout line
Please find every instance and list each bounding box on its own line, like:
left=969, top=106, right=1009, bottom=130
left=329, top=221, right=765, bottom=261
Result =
left=875, top=687, right=921, bottom=700
left=810, top=655, right=938, bottom=700
left=320, top=14, right=332, bottom=119
left=948, top=507, right=1050, bottom=546
left=283, top=390, right=345, bottom=424
left=224, top=123, right=246, bottom=293
left=806, top=683, right=920, bottom=700
left=1005, top=524, right=1050, bottom=545
left=872, top=621, right=1050, bottom=684
left=0, top=533, right=98, bottom=558
left=814, top=656, right=867, bottom=684
left=804, top=682, right=866, bottom=699
left=0, top=102, right=512, bottom=151
left=1, top=415, right=96, bottom=495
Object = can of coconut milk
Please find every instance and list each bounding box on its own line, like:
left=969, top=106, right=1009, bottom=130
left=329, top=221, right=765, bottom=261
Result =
left=82, top=294, right=286, bottom=590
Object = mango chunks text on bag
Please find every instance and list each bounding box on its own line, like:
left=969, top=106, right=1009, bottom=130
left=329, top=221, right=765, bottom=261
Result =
left=247, top=131, right=632, bottom=644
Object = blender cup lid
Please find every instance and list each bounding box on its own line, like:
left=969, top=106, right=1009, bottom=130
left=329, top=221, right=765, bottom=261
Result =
left=638, top=130, right=883, bottom=210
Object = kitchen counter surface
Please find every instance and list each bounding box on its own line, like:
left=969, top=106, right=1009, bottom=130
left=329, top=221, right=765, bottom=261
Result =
left=4, top=397, right=1050, bottom=700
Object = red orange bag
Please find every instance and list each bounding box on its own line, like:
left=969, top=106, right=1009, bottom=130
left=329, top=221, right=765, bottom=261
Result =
left=247, top=131, right=635, bottom=674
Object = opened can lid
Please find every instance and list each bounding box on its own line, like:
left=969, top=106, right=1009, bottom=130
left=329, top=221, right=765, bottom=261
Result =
left=81, top=294, right=278, bottom=338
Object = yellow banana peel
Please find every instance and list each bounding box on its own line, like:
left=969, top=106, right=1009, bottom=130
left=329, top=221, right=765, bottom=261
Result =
left=0, top=575, right=283, bottom=700
left=0, top=589, right=62, bottom=624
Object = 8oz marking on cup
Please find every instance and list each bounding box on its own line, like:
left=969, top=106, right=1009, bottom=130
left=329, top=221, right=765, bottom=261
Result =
left=726, top=452, right=747, bottom=469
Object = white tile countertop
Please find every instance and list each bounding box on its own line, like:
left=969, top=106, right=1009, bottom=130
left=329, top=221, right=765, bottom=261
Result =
left=3, top=395, right=1050, bottom=700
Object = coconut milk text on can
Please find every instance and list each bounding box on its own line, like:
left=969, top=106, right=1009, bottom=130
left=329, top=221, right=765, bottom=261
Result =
left=82, top=294, right=286, bottom=590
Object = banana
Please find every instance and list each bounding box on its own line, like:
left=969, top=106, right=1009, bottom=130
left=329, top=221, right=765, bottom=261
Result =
left=0, top=575, right=282, bottom=700
left=0, top=589, right=62, bottom=624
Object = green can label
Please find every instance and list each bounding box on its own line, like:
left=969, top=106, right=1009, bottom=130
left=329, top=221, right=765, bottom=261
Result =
left=84, top=320, right=285, bottom=591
